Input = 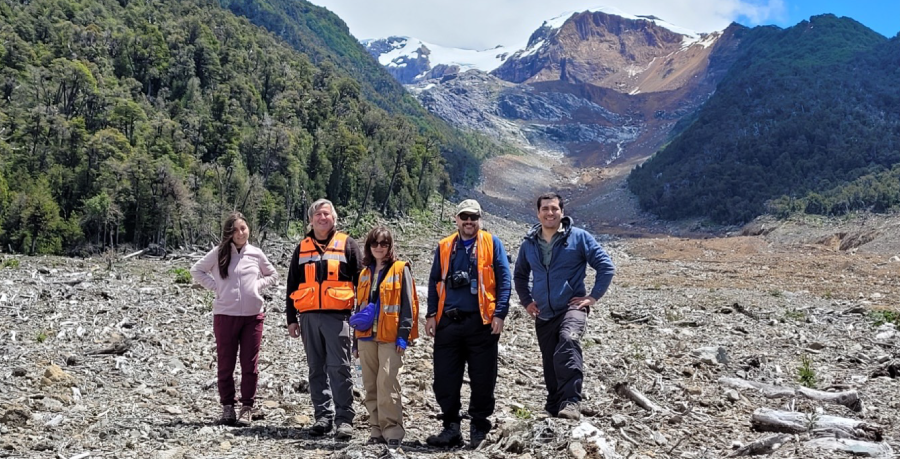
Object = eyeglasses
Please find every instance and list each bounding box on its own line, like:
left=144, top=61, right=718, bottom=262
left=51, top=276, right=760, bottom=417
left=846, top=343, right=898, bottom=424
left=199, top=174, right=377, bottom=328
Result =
left=371, top=240, right=391, bottom=248
left=458, top=213, right=480, bottom=221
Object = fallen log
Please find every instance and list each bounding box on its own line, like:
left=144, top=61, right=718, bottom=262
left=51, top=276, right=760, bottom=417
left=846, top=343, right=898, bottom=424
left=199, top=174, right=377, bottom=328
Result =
left=802, top=437, right=893, bottom=458
left=730, top=434, right=793, bottom=456
left=750, top=408, right=882, bottom=441
left=614, top=382, right=665, bottom=412
left=719, top=377, right=863, bottom=412
left=122, top=249, right=145, bottom=260
left=610, top=311, right=650, bottom=323
left=86, top=341, right=131, bottom=356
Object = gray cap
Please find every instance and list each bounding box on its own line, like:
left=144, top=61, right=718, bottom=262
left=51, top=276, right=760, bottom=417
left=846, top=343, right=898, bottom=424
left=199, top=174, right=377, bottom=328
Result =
left=456, top=199, right=482, bottom=216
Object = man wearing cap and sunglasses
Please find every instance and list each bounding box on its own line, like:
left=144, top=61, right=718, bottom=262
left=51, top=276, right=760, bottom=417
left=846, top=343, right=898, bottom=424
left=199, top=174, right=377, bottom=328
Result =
left=425, top=199, right=512, bottom=449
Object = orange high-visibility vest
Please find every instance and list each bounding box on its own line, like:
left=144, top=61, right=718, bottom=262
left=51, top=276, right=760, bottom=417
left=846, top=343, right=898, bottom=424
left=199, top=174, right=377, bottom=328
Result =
left=290, top=232, right=355, bottom=312
left=435, top=231, right=496, bottom=325
left=355, top=261, right=420, bottom=342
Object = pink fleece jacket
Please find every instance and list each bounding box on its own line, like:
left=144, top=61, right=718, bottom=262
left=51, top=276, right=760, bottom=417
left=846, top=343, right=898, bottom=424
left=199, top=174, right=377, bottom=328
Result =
left=190, top=243, right=279, bottom=316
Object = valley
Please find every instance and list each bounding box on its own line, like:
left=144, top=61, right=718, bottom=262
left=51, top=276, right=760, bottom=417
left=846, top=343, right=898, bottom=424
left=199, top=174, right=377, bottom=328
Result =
left=1, top=209, right=898, bottom=458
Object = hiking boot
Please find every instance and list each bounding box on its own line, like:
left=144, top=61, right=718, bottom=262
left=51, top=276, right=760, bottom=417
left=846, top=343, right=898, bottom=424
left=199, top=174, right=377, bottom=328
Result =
left=387, top=438, right=401, bottom=449
left=558, top=403, right=582, bottom=420
left=309, top=418, right=332, bottom=436
left=219, top=405, right=236, bottom=425
left=236, top=405, right=253, bottom=426
left=469, top=427, right=487, bottom=448
left=366, top=436, right=386, bottom=445
left=426, top=422, right=463, bottom=447
left=334, top=422, right=353, bottom=440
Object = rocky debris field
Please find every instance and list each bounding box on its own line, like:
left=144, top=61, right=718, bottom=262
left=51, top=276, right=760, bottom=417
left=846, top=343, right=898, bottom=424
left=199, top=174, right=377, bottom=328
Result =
left=1, top=212, right=899, bottom=459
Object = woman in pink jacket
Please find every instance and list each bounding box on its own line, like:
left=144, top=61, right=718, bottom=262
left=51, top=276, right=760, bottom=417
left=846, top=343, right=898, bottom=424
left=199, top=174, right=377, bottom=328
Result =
left=190, top=212, right=278, bottom=426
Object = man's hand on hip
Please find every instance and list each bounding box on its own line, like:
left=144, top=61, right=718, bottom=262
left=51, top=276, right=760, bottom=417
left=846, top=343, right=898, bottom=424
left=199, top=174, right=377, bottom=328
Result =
left=568, top=296, right=597, bottom=310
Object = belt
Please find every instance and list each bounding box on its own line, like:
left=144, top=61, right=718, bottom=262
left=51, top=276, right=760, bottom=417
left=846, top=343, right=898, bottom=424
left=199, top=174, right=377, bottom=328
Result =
left=444, top=309, right=476, bottom=321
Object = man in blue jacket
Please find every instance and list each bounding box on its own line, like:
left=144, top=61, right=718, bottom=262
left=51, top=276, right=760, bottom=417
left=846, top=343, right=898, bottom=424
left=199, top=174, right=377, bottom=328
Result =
left=513, top=192, right=615, bottom=420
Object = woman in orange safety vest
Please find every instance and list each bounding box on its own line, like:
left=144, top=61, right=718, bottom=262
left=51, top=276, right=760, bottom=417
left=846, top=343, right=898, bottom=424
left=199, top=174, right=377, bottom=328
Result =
left=350, top=226, right=419, bottom=449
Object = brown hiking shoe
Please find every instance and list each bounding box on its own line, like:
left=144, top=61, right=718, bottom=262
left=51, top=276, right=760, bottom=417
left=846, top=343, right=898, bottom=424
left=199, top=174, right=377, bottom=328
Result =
left=334, top=422, right=353, bottom=440
left=558, top=403, right=582, bottom=420
left=309, top=419, right=332, bottom=436
left=236, top=405, right=253, bottom=426
left=219, top=405, right=237, bottom=425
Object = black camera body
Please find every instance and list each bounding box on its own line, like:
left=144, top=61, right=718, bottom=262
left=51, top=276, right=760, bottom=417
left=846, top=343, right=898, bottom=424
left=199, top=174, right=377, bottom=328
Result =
left=446, top=271, right=470, bottom=289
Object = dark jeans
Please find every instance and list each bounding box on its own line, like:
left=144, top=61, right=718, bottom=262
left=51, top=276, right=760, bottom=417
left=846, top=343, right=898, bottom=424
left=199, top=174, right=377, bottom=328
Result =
left=535, top=307, right=587, bottom=415
left=214, top=313, right=265, bottom=407
left=299, top=312, right=355, bottom=424
left=432, top=311, right=499, bottom=432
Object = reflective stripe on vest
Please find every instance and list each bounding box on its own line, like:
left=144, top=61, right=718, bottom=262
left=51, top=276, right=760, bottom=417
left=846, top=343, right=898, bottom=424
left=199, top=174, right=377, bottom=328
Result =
left=290, top=232, right=355, bottom=313
left=355, top=261, right=420, bottom=342
left=435, top=231, right=497, bottom=325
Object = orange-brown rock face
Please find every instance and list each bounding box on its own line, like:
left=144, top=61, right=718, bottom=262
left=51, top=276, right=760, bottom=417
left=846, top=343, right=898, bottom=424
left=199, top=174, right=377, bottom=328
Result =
left=493, top=11, right=744, bottom=97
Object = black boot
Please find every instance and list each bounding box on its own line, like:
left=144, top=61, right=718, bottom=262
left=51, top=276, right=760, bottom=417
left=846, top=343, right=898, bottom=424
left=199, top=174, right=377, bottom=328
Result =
left=426, top=422, right=463, bottom=447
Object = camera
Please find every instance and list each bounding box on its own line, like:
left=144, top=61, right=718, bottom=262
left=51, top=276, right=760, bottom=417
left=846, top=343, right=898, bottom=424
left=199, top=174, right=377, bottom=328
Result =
left=447, top=271, right=470, bottom=289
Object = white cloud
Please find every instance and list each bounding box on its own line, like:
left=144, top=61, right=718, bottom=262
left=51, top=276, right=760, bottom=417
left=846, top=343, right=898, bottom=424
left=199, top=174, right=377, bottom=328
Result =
left=310, top=0, right=787, bottom=50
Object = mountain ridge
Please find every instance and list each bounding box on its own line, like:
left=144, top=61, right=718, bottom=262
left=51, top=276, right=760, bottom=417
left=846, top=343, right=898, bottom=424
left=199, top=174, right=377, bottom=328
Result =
left=628, top=14, right=900, bottom=224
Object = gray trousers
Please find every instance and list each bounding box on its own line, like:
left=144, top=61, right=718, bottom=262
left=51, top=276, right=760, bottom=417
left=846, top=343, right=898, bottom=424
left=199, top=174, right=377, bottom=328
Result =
left=535, top=307, right=587, bottom=415
left=299, top=312, right=355, bottom=424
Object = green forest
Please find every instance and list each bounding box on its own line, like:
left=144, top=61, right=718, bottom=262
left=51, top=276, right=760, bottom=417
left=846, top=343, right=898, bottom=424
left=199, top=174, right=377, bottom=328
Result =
left=0, top=0, right=500, bottom=255
left=628, top=15, right=900, bottom=224
left=217, top=0, right=513, bottom=184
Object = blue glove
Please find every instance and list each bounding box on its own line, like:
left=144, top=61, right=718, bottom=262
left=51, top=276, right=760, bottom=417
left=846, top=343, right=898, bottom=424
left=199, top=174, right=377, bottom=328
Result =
left=350, top=302, right=377, bottom=331
left=395, top=337, right=408, bottom=350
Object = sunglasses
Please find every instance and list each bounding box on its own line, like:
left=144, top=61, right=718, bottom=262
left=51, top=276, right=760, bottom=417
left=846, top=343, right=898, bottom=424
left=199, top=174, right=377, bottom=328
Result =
left=458, top=213, right=480, bottom=221
left=371, top=240, right=391, bottom=248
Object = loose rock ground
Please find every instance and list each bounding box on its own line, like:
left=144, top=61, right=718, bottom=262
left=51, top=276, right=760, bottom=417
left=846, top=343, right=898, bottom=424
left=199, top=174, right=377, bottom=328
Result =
left=0, top=211, right=898, bottom=459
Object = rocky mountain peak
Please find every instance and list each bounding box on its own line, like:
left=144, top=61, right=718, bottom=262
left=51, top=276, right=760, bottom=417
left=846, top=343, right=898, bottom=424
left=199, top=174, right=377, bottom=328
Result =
left=362, top=36, right=436, bottom=83
left=492, top=9, right=724, bottom=94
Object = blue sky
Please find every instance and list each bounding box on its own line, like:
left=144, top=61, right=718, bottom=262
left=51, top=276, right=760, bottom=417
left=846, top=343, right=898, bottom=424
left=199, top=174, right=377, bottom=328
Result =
left=763, top=0, right=898, bottom=38
left=311, top=0, right=899, bottom=50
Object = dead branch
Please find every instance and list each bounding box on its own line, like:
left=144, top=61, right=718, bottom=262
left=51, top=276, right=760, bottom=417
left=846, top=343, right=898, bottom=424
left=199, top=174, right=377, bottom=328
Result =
left=85, top=342, right=131, bottom=356
left=750, top=408, right=882, bottom=441
left=730, top=434, right=794, bottom=456
left=122, top=249, right=146, bottom=260
left=719, top=377, right=863, bottom=412
left=802, top=437, right=893, bottom=459
left=614, top=382, right=666, bottom=412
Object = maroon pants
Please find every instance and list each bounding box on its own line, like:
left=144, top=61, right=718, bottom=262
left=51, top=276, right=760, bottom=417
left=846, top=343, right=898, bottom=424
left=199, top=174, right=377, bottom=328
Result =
left=213, top=314, right=265, bottom=407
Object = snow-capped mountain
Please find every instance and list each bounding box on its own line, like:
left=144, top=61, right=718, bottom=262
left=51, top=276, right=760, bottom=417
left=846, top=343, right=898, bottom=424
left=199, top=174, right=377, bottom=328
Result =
left=363, top=6, right=721, bottom=88
left=362, top=5, right=755, bottom=223
left=363, top=5, right=750, bottom=203
left=361, top=36, right=526, bottom=84
left=492, top=7, right=724, bottom=94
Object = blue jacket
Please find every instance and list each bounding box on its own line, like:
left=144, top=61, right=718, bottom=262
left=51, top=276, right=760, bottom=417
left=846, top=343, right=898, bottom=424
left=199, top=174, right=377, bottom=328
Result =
left=514, top=217, right=615, bottom=320
left=427, top=232, right=512, bottom=319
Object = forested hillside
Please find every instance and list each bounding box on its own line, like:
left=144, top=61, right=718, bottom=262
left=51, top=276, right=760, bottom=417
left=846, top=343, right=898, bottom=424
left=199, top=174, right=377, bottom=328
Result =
left=628, top=15, right=900, bottom=224
left=0, top=0, right=458, bottom=255
left=219, top=0, right=513, bottom=185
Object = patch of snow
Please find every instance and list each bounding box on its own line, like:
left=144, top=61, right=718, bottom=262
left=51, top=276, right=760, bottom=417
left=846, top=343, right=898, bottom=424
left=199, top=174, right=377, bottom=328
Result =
left=519, top=40, right=545, bottom=58
left=370, top=36, right=527, bottom=74
left=545, top=5, right=710, bottom=40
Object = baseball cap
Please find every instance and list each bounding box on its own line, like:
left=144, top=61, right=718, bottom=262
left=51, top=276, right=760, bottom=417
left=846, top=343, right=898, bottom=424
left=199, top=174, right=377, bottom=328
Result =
left=456, top=199, right=482, bottom=216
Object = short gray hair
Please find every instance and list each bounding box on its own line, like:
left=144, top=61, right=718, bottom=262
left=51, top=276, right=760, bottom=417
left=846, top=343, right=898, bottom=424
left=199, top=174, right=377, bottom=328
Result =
left=307, top=198, right=338, bottom=225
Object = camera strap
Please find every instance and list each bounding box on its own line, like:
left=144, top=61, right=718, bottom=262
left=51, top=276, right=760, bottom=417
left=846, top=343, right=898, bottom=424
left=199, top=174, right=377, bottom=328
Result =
left=449, top=237, right=477, bottom=275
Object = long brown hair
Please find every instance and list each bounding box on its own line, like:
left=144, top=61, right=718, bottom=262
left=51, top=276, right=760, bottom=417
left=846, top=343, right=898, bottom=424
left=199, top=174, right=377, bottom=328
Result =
left=217, top=212, right=248, bottom=279
left=362, top=225, right=397, bottom=268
